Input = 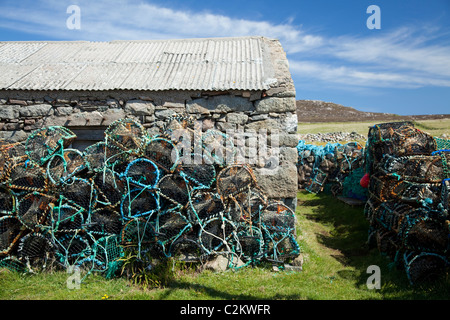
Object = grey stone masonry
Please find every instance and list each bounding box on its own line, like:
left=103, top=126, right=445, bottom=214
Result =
left=0, top=89, right=298, bottom=209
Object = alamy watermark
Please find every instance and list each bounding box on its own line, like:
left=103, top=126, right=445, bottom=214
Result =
left=367, top=5, right=381, bottom=30
left=67, top=265, right=81, bottom=290
left=66, top=5, right=81, bottom=30
left=366, top=265, right=381, bottom=289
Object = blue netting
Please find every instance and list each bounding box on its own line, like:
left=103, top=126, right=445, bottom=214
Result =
left=0, top=117, right=301, bottom=281
left=364, top=121, right=450, bottom=284
left=297, top=140, right=367, bottom=200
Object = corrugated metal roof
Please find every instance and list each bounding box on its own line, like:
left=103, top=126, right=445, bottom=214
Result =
left=0, top=37, right=281, bottom=91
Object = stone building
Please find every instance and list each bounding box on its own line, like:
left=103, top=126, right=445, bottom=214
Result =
left=0, top=36, right=298, bottom=209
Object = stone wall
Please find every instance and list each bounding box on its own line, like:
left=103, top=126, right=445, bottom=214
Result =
left=0, top=89, right=298, bottom=209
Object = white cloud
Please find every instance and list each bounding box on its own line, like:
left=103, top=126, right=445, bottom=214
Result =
left=0, top=0, right=449, bottom=91
left=288, top=25, right=450, bottom=89
left=289, top=59, right=450, bottom=89
left=0, top=0, right=321, bottom=51
left=326, top=28, right=450, bottom=79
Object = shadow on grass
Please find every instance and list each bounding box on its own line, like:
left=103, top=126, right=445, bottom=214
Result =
left=159, top=280, right=304, bottom=300
left=299, top=191, right=450, bottom=300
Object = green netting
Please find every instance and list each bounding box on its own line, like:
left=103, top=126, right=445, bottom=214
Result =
left=403, top=251, right=449, bottom=285
left=434, top=137, right=450, bottom=150
left=340, top=167, right=368, bottom=200
left=17, top=232, right=54, bottom=271
left=364, top=121, right=450, bottom=285
left=25, top=126, right=77, bottom=166
left=0, top=117, right=301, bottom=282
left=295, top=122, right=450, bottom=284
left=0, top=256, right=28, bottom=273
left=297, top=140, right=366, bottom=200
left=0, top=216, right=24, bottom=255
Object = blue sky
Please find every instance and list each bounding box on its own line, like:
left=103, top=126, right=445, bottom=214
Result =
left=0, top=0, right=449, bottom=115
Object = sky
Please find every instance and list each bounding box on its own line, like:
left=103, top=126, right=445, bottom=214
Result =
left=0, top=0, right=449, bottom=115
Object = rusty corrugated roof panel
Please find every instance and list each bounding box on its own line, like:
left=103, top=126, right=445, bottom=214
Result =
left=0, top=36, right=281, bottom=91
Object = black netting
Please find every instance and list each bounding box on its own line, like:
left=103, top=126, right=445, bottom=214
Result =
left=8, top=161, right=48, bottom=192
left=120, top=188, right=159, bottom=221
left=17, top=192, right=55, bottom=231
left=123, top=158, right=160, bottom=189
left=365, top=121, right=450, bottom=284
left=47, top=148, right=85, bottom=185
left=404, top=251, right=449, bottom=284
left=216, top=164, right=257, bottom=198
left=157, top=174, right=190, bottom=208
left=104, top=118, right=146, bottom=153
left=88, top=208, right=123, bottom=236
left=143, top=137, right=179, bottom=173
left=25, top=126, right=77, bottom=166
left=51, top=203, right=84, bottom=233
left=17, top=232, right=54, bottom=268
left=0, top=216, right=23, bottom=255
left=61, top=177, right=96, bottom=212
left=93, top=169, right=127, bottom=208
left=0, top=117, right=301, bottom=281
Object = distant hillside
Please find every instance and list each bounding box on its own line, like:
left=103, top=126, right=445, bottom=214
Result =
left=296, top=100, right=450, bottom=122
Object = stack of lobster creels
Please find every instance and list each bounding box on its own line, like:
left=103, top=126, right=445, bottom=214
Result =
left=0, top=116, right=300, bottom=279
left=296, top=140, right=367, bottom=200
left=365, top=121, right=450, bottom=284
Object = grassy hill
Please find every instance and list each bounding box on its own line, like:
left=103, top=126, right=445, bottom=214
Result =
left=296, top=100, right=450, bottom=123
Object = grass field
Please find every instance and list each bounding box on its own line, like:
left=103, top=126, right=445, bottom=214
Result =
left=2, top=191, right=449, bottom=301
left=1, top=118, right=449, bottom=302
left=298, top=118, right=450, bottom=138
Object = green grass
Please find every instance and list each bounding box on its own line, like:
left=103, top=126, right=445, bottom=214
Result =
left=298, top=119, right=450, bottom=138
left=2, top=191, right=449, bottom=300
left=411, top=119, right=450, bottom=137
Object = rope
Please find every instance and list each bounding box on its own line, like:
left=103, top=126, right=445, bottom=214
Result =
left=0, top=117, right=302, bottom=281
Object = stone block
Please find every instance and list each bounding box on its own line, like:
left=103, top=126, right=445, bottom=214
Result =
left=254, top=97, right=296, bottom=113
left=124, top=100, right=155, bottom=116
left=244, top=119, right=280, bottom=131
left=253, top=163, right=298, bottom=198
left=265, top=87, right=296, bottom=98
left=162, top=101, right=185, bottom=109
left=185, top=103, right=210, bottom=115
left=155, top=109, right=178, bottom=119
left=215, top=121, right=236, bottom=132
left=0, top=105, right=19, bottom=120
left=201, top=118, right=215, bottom=131
left=249, top=91, right=262, bottom=101
left=56, top=106, right=74, bottom=116
left=280, top=147, right=298, bottom=164
left=203, top=254, right=245, bottom=272
left=226, top=112, right=248, bottom=125
left=43, top=116, right=68, bottom=127
left=144, top=115, right=156, bottom=123
left=250, top=114, right=269, bottom=121
left=106, top=99, right=119, bottom=107
left=187, top=95, right=254, bottom=114
left=19, top=104, right=54, bottom=117
left=4, top=122, right=21, bottom=130
left=102, top=109, right=126, bottom=126
left=8, top=99, right=27, bottom=106
left=0, top=130, right=28, bottom=142
left=65, top=111, right=104, bottom=126
left=280, top=113, right=298, bottom=133
left=278, top=133, right=300, bottom=147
